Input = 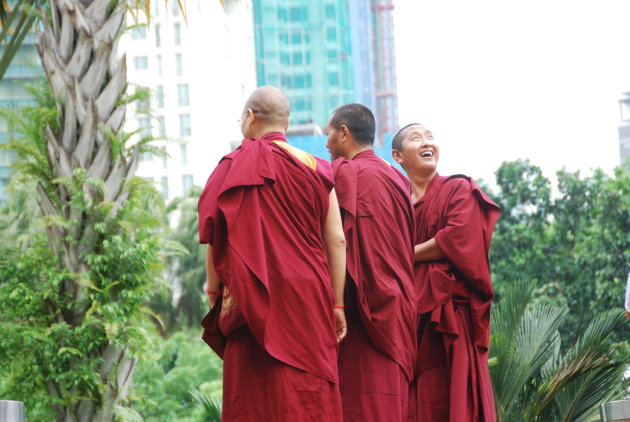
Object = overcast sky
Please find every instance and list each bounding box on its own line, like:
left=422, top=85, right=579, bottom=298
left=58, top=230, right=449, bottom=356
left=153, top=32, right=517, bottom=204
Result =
left=393, top=0, right=630, bottom=184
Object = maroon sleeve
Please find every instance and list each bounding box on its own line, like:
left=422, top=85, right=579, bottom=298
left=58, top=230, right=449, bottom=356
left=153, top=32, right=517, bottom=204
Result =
left=198, top=159, right=231, bottom=244
left=433, top=180, right=491, bottom=288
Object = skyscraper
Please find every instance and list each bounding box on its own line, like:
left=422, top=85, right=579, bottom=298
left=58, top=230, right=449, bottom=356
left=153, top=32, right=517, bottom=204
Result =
left=126, top=0, right=256, bottom=201
left=252, top=0, right=398, bottom=143
left=0, top=35, right=44, bottom=204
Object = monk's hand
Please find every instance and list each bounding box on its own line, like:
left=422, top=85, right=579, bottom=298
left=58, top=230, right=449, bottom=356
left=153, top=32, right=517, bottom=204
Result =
left=205, top=287, right=218, bottom=309
left=334, top=308, right=347, bottom=342
left=626, top=310, right=630, bottom=321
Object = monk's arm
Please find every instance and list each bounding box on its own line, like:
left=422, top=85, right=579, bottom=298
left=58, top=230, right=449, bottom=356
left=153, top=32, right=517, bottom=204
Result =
left=414, top=238, right=446, bottom=262
left=324, top=189, right=347, bottom=342
left=205, top=245, right=222, bottom=307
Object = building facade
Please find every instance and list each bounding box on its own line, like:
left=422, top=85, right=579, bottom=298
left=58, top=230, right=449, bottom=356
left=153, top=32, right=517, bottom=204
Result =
left=0, top=35, right=44, bottom=204
left=252, top=0, right=398, bottom=143
left=126, top=0, right=256, bottom=201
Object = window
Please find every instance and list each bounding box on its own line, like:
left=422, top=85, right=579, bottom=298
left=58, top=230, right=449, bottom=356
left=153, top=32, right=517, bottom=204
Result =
left=294, top=99, right=311, bottom=112
left=133, top=56, right=148, bottom=70
left=326, top=49, right=337, bottom=60
left=325, top=5, right=335, bottom=19
left=328, top=72, right=339, bottom=86
left=179, top=114, right=191, bottom=137
left=182, top=174, right=193, bottom=193
left=172, top=0, right=179, bottom=16
left=175, top=53, right=183, bottom=75
left=289, top=7, right=306, bottom=21
left=291, top=32, right=302, bottom=44
left=277, top=8, right=287, bottom=21
left=157, top=116, right=166, bottom=137
left=326, top=27, right=336, bottom=42
left=174, top=23, right=181, bottom=45
left=280, top=53, right=289, bottom=65
left=157, top=55, right=163, bottom=77
left=292, top=52, right=302, bottom=65
left=131, top=26, right=147, bottom=39
left=138, top=117, right=151, bottom=138
left=152, top=1, right=159, bottom=16
left=177, top=83, right=189, bottom=106
left=162, top=155, right=167, bottom=169
left=137, top=96, right=149, bottom=111
left=279, top=32, right=289, bottom=43
left=161, top=176, right=168, bottom=198
left=294, top=74, right=312, bottom=89
left=156, top=85, right=164, bottom=108
left=180, top=144, right=188, bottom=166
left=155, top=25, right=161, bottom=47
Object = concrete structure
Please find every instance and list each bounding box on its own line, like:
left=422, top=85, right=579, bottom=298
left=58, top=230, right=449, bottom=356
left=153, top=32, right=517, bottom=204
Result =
left=125, top=0, right=256, bottom=201
left=0, top=35, right=43, bottom=204
left=252, top=0, right=398, bottom=144
left=619, top=91, right=630, bottom=165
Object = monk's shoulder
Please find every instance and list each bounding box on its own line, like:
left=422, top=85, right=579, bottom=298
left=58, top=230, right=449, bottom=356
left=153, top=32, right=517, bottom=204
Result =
left=444, top=174, right=474, bottom=195
left=332, top=157, right=356, bottom=180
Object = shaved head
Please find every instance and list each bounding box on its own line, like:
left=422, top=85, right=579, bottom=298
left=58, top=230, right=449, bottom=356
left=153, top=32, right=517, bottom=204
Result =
left=244, top=86, right=290, bottom=128
left=392, top=123, right=422, bottom=151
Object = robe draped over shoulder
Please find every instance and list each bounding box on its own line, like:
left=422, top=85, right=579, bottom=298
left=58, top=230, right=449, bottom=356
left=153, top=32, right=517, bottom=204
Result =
left=333, top=151, right=416, bottom=422
left=198, top=132, right=338, bottom=384
left=333, top=150, right=416, bottom=380
left=410, top=173, right=500, bottom=422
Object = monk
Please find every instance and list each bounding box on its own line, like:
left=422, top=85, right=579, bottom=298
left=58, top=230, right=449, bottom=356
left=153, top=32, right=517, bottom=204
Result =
left=392, top=123, right=501, bottom=422
left=198, top=86, right=347, bottom=421
left=325, top=104, right=416, bottom=421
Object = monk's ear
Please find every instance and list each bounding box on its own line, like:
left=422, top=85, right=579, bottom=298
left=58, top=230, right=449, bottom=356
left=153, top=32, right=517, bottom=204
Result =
left=340, top=125, right=349, bottom=141
left=392, top=149, right=403, bottom=164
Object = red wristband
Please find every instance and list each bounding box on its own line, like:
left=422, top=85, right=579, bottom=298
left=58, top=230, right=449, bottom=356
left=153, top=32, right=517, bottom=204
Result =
left=205, top=288, right=218, bottom=296
left=334, top=305, right=345, bottom=310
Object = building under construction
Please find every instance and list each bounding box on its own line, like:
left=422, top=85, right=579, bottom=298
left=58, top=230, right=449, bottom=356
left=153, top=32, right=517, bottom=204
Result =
left=253, top=0, right=399, bottom=144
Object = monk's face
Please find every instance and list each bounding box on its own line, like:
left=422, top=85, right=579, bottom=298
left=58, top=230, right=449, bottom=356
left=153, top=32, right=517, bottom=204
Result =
left=325, top=121, right=346, bottom=160
left=395, top=125, right=439, bottom=175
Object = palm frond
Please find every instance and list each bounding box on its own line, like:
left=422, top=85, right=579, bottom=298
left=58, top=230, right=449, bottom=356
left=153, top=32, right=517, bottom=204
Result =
left=190, top=390, right=222, bottom=422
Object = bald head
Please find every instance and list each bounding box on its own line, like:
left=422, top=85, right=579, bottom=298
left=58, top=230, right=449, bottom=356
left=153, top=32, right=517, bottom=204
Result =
left=244, top=86, right=290, bottom=128
left=392, top=123, right=422, bottom=151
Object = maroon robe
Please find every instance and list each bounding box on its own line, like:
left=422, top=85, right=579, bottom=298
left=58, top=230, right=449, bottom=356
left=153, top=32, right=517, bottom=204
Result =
left=409, top=174, right=500, bottom=422
left=198, top=132, right=342, bottom=421
left=333, top=150, right=416, bottom=421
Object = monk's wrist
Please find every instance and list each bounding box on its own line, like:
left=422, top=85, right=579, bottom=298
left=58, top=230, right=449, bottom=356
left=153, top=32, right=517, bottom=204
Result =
left=334, top=305, right=345, bottom=310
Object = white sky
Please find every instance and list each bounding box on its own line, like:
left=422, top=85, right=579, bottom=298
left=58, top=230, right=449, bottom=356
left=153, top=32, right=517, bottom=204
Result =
left=393, top=0, right=630, bottom=184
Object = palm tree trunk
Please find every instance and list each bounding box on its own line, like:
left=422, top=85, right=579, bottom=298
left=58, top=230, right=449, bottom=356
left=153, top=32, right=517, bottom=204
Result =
left=36, top=1, right=139, bottom=420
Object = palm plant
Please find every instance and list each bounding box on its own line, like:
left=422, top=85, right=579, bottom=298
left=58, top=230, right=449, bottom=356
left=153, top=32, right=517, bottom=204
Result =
left=0, top=1, right=193, bottom=421
left=190, top=390, right=222, bottom=422
left=162, top=185, right=207, bottom=330
left=490, top=279, right=627, bottom=421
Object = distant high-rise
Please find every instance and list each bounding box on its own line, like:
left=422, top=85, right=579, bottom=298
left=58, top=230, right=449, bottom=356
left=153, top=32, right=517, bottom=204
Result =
left=252, top=0, right=398, bottom=143
left=619, top=91, right=630, bottom=165
left=126, top=0, right=256, bottom=201
left=0, top=36, right=44, bottom=204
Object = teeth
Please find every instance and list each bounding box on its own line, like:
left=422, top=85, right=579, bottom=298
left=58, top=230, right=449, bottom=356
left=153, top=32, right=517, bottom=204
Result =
left=421, top=151, right=433, bottom=157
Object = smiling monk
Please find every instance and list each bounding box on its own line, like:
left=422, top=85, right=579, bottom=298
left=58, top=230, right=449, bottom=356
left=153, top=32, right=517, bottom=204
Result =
left=392, top=123, right=501, bottom=422
left=198, top=86, right=347, bottom=421
left=325, top=104, right=416, bottom=422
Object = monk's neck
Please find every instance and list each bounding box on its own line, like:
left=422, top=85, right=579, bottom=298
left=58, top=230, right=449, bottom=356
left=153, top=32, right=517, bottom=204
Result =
left=250, top=127, right=286, bottom=139
left=346, top=144, right=372, bottom=160
left=410, top=171, right=437, bottom=202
